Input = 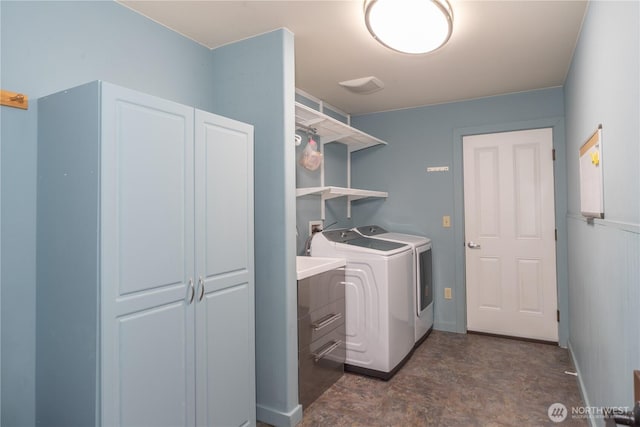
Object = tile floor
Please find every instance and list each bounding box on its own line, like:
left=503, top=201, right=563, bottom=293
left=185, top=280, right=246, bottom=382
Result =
left=262, top=330, right=588, bottom=426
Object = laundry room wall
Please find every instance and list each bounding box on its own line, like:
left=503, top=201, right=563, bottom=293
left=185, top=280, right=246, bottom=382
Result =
left=3, top=3, right=300, bottom=426
left=1, top=2, right=217, bottom=425
left=563, top=0, right=639, bottom=420
left=349, top=88, right=569, bottom=343
left=209, top=28, right=303, bottom=426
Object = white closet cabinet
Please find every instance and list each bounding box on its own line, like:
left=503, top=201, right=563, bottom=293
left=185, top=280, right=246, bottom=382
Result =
left=36, top=81, right=255, bottom=427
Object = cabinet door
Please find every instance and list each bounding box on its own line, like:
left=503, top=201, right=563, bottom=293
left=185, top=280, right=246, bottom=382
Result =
left=101, top=83, right=196, bottom=427
left=194, top=110, right=255, bottom=427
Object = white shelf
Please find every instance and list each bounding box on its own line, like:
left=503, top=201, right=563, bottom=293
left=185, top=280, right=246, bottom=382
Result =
left=296, top=186, right=388, bottom=201
left=295, top=102, right=387, bottom=152
left=295, top=93, right=388, bottom=219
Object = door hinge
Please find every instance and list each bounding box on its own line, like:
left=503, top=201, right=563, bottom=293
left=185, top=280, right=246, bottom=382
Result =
left=552, top=149, right=556, bottom=161
left=557, top=310, right=560, bottom=322
left=555, top=229, right=558, bottom=241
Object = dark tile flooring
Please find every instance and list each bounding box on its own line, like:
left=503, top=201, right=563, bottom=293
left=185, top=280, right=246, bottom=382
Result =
left=262, top=330, right=588, bottom=426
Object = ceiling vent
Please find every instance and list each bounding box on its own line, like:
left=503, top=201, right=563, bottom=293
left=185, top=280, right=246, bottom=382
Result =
left=338, top=76, right=385, bottom=94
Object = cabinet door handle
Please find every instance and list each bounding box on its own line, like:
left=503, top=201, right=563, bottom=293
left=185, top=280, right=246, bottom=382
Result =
left=312, top=340, right=341, bottom=363
left=198, top=277, right=205, bottom=302
left=186, top=278, right=195, bottom=304
left=311, top=313, right=342, bottom=331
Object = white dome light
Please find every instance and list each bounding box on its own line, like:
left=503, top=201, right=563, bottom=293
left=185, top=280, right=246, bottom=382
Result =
left=364, top=0, right=453, bottom=55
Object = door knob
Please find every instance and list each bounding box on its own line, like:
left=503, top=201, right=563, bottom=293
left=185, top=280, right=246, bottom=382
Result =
left=467, top=241, right=481, bottom=249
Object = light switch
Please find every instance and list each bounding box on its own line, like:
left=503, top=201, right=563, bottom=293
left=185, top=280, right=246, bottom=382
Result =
left=442, top=215, right=451, bottom=228
left=444, top=288, right=452, bottom=299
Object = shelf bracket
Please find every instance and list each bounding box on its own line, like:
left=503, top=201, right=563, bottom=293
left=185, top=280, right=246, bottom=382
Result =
left=1, top=89, right=29, bottom=110
left=319, top=133, right=351, bottom=145
left=295, top=121, right=318, bottom=135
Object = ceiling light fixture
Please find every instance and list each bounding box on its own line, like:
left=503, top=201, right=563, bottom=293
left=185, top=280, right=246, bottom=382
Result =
left=364, top=0, right=453, bottom=55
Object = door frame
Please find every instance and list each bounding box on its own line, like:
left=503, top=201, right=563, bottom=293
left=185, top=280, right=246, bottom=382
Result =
left=451, top=117, right=569, bottom=346
left=462, top=128, right=558, bottom=341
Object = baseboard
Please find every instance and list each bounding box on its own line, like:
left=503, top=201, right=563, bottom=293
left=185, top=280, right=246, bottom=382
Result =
left=345, top=343, right=415, bottom=381
left=256, top=403, right=303, bottom=427
left=568, top=341, right=598, bottom=427
left=467, top=330, right=558, bottom=346
left=414, top=326, right=434, bottom=348
left=434, top=320, right=459, bottom=333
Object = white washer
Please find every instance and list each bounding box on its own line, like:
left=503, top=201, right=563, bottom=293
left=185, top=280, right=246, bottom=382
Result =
left=354, top=225, right=434, bottom=345
left=310, top=229, right=414, bottom=379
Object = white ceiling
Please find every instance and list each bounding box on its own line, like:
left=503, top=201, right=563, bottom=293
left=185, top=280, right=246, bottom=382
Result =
left=119, top=0, right=588, bottom=115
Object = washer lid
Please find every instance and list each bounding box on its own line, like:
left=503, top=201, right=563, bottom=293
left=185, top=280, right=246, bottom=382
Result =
left=355, top=225, right=388, bottom=236
left=380, top=232, right=431, bottom=247
left=355, top=225, right=430, bottom=246
left=322, top=229, right=408, bottom=252
left=348, top=236, right=407, bottom=251
left=321, top=229, right=362, bottom=243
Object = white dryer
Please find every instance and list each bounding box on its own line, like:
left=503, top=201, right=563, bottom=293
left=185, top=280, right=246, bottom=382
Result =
left=354, top=225, right=434, bottom=345
left=310, top=229, right=414, bottom=379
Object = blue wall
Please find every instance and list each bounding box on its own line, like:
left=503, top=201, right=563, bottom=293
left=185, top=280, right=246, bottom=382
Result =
left=3, top=1, right=638, bottom=426
left=2, top=3, right=299, bottom=426
left=1, top=2, right=214, bottom=425
left=563, top=1, right=639, bottom=423
left=349, top=88, right=569, bottom=343
left=209, top=29, right=302, bottom=426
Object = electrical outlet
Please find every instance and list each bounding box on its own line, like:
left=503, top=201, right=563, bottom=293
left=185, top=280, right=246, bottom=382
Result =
left=444, top=287, right=452, bottom=299
left=309, top=220, right=323, bottom=235
left=442, top=215, right=451, bottom=228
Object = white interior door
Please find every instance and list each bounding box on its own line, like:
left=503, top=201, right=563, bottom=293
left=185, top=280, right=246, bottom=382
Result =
left=463, top=128, right=558, bottom=342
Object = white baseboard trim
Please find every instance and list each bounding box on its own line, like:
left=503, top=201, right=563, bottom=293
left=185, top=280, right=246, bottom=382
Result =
left=568, top=340, right=598, bottom=427
left=256, top=403, right=303, bottom=427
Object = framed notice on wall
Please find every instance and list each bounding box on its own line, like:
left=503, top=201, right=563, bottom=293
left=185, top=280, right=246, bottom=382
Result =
left=579, top=125, right=604, bottom=219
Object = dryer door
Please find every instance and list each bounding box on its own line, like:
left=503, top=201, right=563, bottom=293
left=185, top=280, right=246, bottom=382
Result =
left=416, top=245, right=433, bottom=315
